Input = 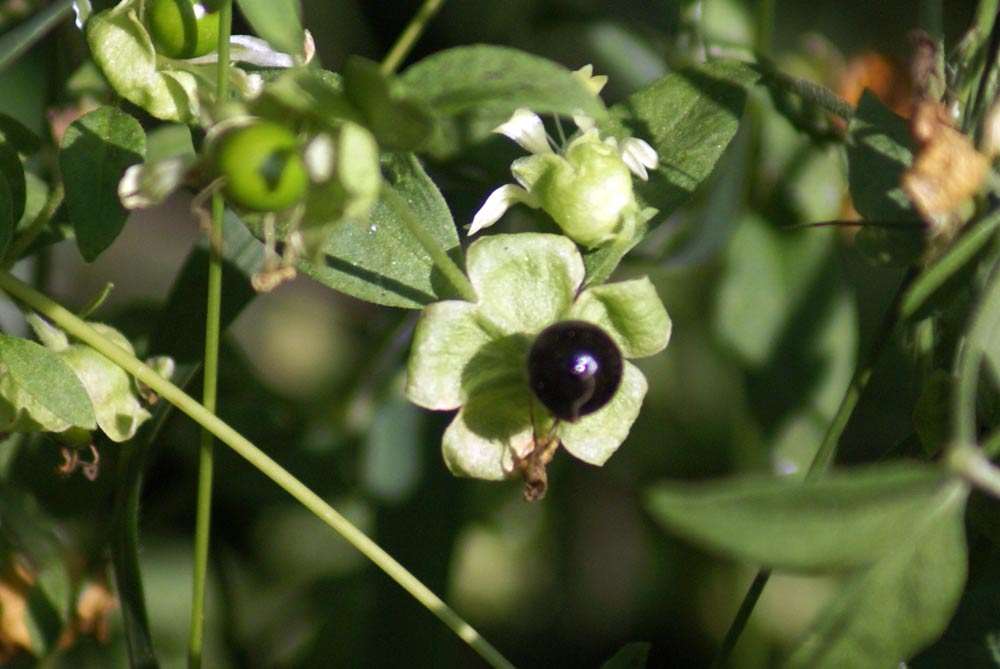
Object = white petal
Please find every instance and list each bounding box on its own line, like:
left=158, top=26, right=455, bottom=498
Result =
left=572, top=64, right=608, bottom=96
left=620, top=137, right=658, bottom=181
left=468, top=184, right=537, bottom=235
left=493, top=108, right=553, bottom=155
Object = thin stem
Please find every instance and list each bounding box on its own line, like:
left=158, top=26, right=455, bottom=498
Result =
left=383, top=187, right=477, bottom=302
left=709, top=571, right=771, bottom=669
left=0, top=270, right=513, bottom=669
left=380, top=0, right=447, bottom=75
left=188, top=6, right=232, bottom=668
left=753, top=0, right=774, bottom=59
left=754, top=62, right=856, bottom=122
left=952, top=263, right=1000, bottom=448
left=711, top=271, right=914, bottom=666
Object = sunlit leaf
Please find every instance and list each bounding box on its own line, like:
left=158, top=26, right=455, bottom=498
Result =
left=236, top=0, right=304, bottom=56
left=59, top=106, right=145, bottom=261
left=298, top=152, right=460, bottom=308
left=401, top=45, right=608, bottom=158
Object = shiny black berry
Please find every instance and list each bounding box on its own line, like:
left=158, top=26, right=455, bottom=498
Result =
left=527, top=320, right=623, bottom=422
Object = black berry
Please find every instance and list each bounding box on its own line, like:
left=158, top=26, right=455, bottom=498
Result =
left=527, top=320, right=623, bottom=422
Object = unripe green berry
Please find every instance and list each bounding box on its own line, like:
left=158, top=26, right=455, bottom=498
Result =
left=215, top=122, right=309, bottom=212
left=146, top=0, right=222, bottom=59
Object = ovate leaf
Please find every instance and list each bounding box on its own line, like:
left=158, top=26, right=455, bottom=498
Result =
left=784, top=485, right=968, bottom=669
left=846, top=91, right=924, bottom=265
left=298, top=152, right=460, bottom=308
left=607, top=59, right=760, bottom=219
left=401, top=45, right=608, bottom=158
left=0, top=333, right=96, bottom=432
left=60, top=106, right=145, bottom=261
left=646, top=463, right=959, bottom=570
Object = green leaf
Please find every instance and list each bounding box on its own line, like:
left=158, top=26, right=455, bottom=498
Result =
left=0, top=333, right=97, bottom=431
left=846, top=91, right=924, bottom=266
left=25, top=559, right=71, bottom=658
left=607, top=59, right=760, bottom=219
left=784, top=486, right=968, bottom=669
left=298, top=152, right=460, bottom=308
left=60, top=106, right=146, bottom=261
left=646, top=463, right=961, bottom=570
left=0, top=137, right=25, bottom=225
left=236, top=0, right=304, bottom=56
left=401, top=45, right=608, bottom=158
left=343, top=56, right=436, bottom=151
left=601, top=642, right=651, bottom=669
left=0, top=111, right=41, bottom=154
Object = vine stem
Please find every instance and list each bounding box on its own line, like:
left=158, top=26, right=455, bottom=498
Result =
left=0, top=269, right=514, bottom=669
left=710, top=270, right=914, bottom=666
left=383, top=187, right=478, bottom=302
left=188, top=4, right=233, bottom=667
left=380, top=0, right=447, bottom=75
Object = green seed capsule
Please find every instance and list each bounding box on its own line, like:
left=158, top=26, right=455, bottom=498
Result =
left=215, top=122, right=309, bottom=212
left=146, top=0, right=222, bottom=59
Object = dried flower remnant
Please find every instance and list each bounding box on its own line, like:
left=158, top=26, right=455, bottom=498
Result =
left=902, top=99, right=989, bottom=234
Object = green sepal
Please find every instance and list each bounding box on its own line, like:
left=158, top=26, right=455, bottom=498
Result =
left=86, top=1, right=199, bottom=122
left=27, top=315, right=151, bottom=442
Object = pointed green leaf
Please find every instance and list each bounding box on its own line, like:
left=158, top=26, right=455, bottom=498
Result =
left=784, top=486, right=968, bottom=669
left=846, top=91, right=924, bottom=266
left=646, top=463, right=960, bottom=570
left=0, top=111, right=41, bottom=154
left=607, top=59, right=760, bottom=219
left=401, top=45, right=608, bottom=158
left=60, top=106, right=145, bottom=261
left=236, top=0, right=304, bottom=56
left=298, top=152, right=460, bottom=308
left=0, top=333, right=96, bottom=431
left=846, top=91, right=917, bottom=222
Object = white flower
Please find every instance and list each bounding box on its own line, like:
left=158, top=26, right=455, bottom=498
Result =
left=470, top=107, right=659, bottom=248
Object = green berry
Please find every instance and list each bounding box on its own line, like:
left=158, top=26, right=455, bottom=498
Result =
left=146, top=0, right=222, bottom=59
left=215, top=122, right=309, bottom=212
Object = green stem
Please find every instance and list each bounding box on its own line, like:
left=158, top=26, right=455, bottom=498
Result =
left=383, top=187, right=477, bottom=302
left=0, top=270, right=513, bottom=669
left=188, top=7, right=232, bottom=667
left=753, top=0, right=774, bottom=58
left=754, top=62, right=856, bottom=122
left=711, top=271, right=914, bottom=666
left=900, top=207, right=1000, bottom=320
left=952, top=262, right=1000, bottom=448
left=380, top=0, right=447, bottom=75
left=949, top=442, right=1000, bottom=499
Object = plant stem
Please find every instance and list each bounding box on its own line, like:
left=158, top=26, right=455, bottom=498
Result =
left=710, top=270, right=914, bottom=666
left=188, top=7, right=232, bottom=667
left=754, top=63, right=856, bottom=122
left=949, top=442, right=1000, bottom=499
left=380, top=0, right=447, bottom=75
left=753, top=0, right=774, bottom=59
left=0, top=269, right=513, bottom=669
left=383, top=187, right=477, bottom=302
